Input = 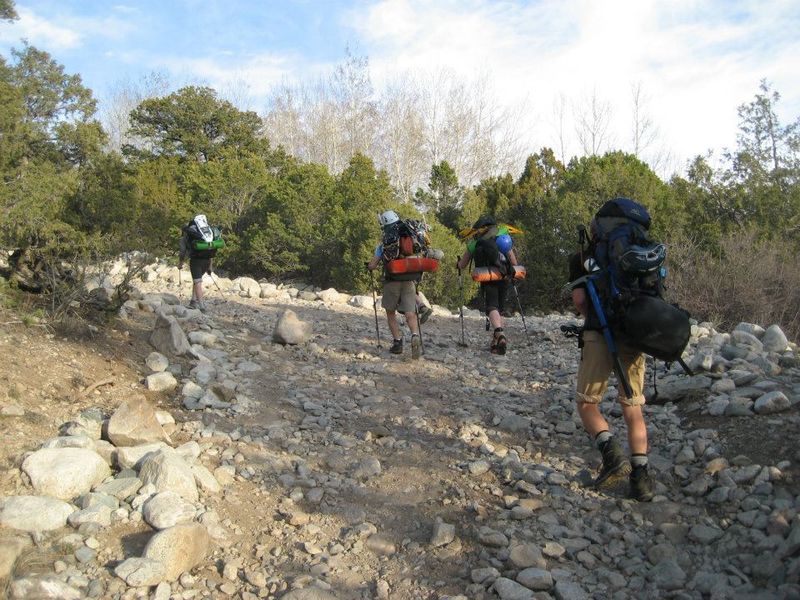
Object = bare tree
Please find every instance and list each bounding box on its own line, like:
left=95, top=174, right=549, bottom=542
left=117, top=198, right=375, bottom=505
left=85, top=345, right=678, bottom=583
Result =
left=261, top=55, right=524, bottom=191
left=101, top=71, right=170, bottom=153
left=630, top=82, right=658, bottom=157
left=573, top=89, right=613, bottom=156
left=552, top=92, right=569, bottom=165
left=375, top=75, right=426, bottom=202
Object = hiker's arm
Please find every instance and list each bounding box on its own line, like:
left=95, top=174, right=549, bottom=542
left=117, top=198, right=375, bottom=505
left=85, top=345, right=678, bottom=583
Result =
left=367, top=256, right=381, bottom=270
left=508, top=249, right=518, bottom=267
left=572, top=288, right=589, bottom=318
left=456, top=249, right=471, bottom=270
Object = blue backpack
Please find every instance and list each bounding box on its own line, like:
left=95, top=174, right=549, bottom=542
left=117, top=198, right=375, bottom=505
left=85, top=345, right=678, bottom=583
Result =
left=591, top=198, right=689, bottom=362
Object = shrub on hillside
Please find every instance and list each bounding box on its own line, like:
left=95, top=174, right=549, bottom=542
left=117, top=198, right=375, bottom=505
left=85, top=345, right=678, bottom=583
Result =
left=668, top=229, right=800, bottom=341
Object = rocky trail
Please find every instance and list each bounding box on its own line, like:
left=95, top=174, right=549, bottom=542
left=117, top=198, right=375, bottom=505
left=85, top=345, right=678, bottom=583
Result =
left=1, top=259, right=800, bottom=600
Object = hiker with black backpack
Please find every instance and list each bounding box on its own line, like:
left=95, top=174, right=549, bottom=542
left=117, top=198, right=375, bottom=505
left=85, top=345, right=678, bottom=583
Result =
left=179, top=214, right=225, bottom=312
left=565, top=197, right=691, bottom=502
left=456, top=216, right=522, bottom=355
left=367, top=210, right=441, bottom=359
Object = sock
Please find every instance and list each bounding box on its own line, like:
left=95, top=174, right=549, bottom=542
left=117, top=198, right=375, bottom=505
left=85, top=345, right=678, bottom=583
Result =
left=411, top=333, right=419, bottom=338
left=631, top=454, right=648, bottom=468
left=494, top=327, right=504, bottom=334
left=595, top=430, right=612, bottom=449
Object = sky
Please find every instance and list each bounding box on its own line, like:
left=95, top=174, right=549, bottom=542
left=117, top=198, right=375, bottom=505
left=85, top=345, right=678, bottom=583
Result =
left=1, top=0, right=798, bottom=176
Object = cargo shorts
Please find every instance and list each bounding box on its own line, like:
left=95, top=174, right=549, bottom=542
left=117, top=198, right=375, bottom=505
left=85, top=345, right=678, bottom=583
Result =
left=576, top=330, right=646, bottom=406
left=382, top=280, right=416, bottom=314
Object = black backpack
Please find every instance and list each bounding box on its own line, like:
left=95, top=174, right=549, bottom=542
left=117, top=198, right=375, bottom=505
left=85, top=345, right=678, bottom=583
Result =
left=473, top=229, right=510, bottom=276
left=591, top=198, right=689, bottom=362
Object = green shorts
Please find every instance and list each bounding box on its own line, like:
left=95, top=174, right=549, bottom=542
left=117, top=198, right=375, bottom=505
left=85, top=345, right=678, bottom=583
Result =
left=576, top=330, right=646, bottom=406
left=382, top=280, right=416, bottom=314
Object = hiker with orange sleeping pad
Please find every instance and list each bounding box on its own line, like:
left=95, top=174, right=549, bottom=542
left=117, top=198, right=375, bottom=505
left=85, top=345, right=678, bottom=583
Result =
left=367, top=210, right=441, bottom=359
left=456, top=216, right=523, bottom=355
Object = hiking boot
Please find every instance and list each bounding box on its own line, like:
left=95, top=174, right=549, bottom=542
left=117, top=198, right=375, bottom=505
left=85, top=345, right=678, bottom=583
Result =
left=419, top=305, right=433, bottom=324
left=197, top=300, right=208, bottom=313
left=188, top=300, right=201, bottom=310
left=389, top=338, right=403, bottom=355
left=411, top=334, right=421, bottom=360
left=629, top=465, right=655, bottom=502
left=594, top=439, right=631, bottom=488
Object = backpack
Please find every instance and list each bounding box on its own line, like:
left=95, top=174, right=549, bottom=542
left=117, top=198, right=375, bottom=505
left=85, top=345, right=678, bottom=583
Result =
left=382, top=219, right=429, bottom=262
left=590, top=197, right=689, bottom=362
left=185, top=215, right=224, bottom=258
left=472, top=228, right=510, bottom=276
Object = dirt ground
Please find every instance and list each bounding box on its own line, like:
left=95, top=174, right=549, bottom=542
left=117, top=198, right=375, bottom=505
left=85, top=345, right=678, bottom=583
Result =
left=1, top=296, right=798, bottom=598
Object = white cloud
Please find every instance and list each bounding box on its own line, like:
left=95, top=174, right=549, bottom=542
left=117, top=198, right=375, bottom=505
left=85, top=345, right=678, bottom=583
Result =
left=347, top=0, right=800, bottom=175
left=0, top=7, right=81, bottom=50
left=0, top=6, right=139, bottom=51
left=158, top=52, right=326, bottom=107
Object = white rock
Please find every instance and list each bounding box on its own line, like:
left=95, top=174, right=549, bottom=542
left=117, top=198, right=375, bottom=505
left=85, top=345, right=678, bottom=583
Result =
left=0, top=496, right=75, bottom=531
left=139, top=449, right=199, bottom=502
left=143, top=523, right=210, bottom=581
left=143, top=491, right=196, bottom=529
left=754, top=391, right=791, bottom=414
left=107, top=396, right=171, bottom=446
left=145, top=352, right=169, bottom=373
left=272, top=309, right=313, bottom=345
left=22, top=448, right=110, bottom=500
left=146, top=371, right=178, bottom=392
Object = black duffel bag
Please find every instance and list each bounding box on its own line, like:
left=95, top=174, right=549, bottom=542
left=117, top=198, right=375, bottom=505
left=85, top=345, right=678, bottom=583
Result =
left=614, top=295, right=691, bottom=361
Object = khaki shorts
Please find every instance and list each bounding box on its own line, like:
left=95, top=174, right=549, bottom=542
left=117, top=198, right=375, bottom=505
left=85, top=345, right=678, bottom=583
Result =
left=382, top=280, right=416, bottom=314
left=576, top=330, right=646, bottom=406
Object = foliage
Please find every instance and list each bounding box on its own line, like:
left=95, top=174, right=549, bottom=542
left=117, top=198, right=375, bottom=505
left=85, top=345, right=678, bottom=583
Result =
left=668, top=229, right=800, bottom=340
left=0, top=44, right=798, bottom=338
left=125, top=86, right=267, bottom=162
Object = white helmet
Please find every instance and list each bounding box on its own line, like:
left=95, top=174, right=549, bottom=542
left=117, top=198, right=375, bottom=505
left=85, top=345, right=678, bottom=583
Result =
left=378, top=210, right=399, bottom=227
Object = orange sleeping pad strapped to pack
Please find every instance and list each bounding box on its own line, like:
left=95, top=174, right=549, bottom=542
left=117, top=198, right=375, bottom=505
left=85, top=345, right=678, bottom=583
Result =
left=386, top=257, right=440, bottom=275
left=471, top=265, right=526, bottom=282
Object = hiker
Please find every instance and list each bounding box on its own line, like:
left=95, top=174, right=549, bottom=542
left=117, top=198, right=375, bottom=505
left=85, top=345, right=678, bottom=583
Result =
left=567, top=197, right=662, bottom=502
left=457, top=216, right=519, bottom=355
left=179, top=214, right=224, bottom=312
left=367, top=210, right=436, bottom=359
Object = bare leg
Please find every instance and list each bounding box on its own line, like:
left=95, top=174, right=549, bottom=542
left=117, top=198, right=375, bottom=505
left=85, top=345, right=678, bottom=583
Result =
left=192, top=280, right=204, bottom=302
left=386, top=310, right=401, bottom=339
left=622, top=404, right=648, bottom=455
left=488, top=308, right=504, bottom=330
left=577, top=402, right=610, bottom=439
left=405, top=311, right=419, bottom=335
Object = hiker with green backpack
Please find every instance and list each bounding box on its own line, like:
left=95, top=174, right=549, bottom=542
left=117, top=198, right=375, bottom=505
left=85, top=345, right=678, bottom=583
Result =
left=179, top=214, right=225, bottom=312
left=566, top=197, right=691, bottom=502
left=456, top=216, right=523, bottom=355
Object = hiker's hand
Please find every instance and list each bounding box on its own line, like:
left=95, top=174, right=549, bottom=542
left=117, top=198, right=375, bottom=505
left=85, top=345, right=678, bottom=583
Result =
left=206, top=267, right=212, bottom=275
left=178, top=261, right=184, bottom=270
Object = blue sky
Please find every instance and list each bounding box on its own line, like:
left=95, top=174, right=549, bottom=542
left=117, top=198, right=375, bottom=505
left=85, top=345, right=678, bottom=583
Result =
left=1, top=0, right=799, bottom=173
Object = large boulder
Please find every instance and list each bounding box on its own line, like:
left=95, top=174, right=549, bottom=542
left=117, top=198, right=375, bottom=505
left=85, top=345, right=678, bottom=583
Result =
left=0, top=495, right=75, bottom=531
left=22, top=448, right=110, bottom=500
left=149, top=313, right=191, bottom=356
left=107, top=396, right=171, bottom=446
left=272, top=309, right=313, bottom=345
left=139, top=450, right=199, bottom=502
left=762, top=324, right=789, bottom=353
left=234, top=277, right=261, bottom=298
left=143, top=523, right=210, bottom=581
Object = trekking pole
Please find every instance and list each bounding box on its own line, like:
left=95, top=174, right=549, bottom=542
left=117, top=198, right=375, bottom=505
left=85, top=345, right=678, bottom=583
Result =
left=414, top=280, right=424, bottom=355
left=177, top=265, right=183, bottom=300
left=209, top=272, right=227, bottom=298
left=585, top=276, right=633, bottom=398
left=368, top=269, right=382, bottom=349
left=457, top=268, right=468, bottom=347
left=511, top=282, right=530, bottom=340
